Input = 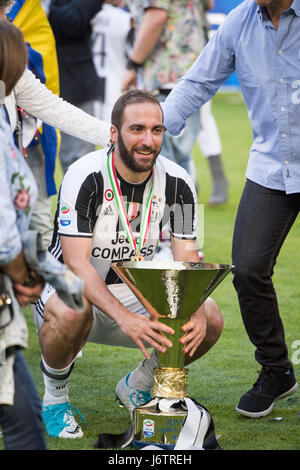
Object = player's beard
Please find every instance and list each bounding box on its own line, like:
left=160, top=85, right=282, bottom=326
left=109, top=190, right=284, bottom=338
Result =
left=117, top=131, right=160, bottom=173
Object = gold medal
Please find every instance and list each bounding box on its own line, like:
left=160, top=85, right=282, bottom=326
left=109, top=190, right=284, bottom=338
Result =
left=131, top=250, right=145, bottom=262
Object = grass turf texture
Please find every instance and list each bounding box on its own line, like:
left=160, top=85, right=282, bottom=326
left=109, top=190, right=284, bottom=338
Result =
left=2, top=92, right=300, bottom=451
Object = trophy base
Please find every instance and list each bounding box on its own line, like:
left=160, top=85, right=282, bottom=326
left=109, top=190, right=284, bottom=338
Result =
left=132, top=400, right=187, bottom=448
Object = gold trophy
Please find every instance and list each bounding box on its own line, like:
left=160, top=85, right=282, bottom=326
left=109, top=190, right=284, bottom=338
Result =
left=112, top=260, right=232, bottom=449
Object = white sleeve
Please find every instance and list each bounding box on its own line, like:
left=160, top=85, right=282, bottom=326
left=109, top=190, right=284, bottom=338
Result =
left=14, top=69, right=111, bottom=148
left=57, top=159, right=96, bottom=238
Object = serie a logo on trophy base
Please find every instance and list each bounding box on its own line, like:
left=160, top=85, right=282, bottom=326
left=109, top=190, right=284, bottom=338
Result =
left=107, top=260, right=232, bottom=450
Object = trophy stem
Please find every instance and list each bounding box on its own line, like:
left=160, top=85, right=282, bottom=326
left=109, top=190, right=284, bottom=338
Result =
left=153, top=367, right=189, bottom=398
left=157, top=317, right=187, bottom=368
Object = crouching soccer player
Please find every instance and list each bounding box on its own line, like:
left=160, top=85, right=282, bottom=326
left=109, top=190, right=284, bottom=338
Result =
left=32, top=90, right=223, bottom=438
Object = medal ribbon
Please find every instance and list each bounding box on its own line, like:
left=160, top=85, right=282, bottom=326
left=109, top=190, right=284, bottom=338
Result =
left=107, top=147, right=155, bottom=258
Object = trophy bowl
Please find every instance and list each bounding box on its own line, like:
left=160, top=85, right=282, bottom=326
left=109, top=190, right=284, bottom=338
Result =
left=112, top=260, right=232, bottom=369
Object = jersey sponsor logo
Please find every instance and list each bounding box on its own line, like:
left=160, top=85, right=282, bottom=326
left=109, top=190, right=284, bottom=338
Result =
left=111, top=231, right=140, bottom=246
left=92, top=244, right=154, bottom=260
left=105, top=189, right=114, bottom=201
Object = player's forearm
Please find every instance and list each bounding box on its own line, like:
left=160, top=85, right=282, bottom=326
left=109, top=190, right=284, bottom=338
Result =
left=171, top=238, right=200, bottom=262
left=68, top=260, right=129, bottom=324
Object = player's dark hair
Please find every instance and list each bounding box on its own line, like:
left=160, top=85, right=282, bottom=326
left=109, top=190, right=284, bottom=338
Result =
left=111, top=89, right=163, bottom=130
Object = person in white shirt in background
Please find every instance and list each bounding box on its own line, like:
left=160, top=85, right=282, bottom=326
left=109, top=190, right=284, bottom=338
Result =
left=91, top=0, right=133, bottom=123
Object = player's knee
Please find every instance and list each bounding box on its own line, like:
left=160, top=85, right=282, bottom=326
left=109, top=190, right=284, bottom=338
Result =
left=44, top=298, right=92, bottom=336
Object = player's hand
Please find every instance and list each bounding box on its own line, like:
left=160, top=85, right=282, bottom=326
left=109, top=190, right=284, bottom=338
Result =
left=121, top=69, right=137, bottom=93
left=180, top=309, right=208, bottom=358
left=119, top=310, right=174, bottom=360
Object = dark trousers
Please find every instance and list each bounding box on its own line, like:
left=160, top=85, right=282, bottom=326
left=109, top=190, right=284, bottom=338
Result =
left=0, top=350, right=47, bottom=450
left=232, top=179, right=300, bottom=371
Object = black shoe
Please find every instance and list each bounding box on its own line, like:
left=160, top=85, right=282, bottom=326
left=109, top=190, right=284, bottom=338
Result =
left=236, top=366, right=298, bottom=418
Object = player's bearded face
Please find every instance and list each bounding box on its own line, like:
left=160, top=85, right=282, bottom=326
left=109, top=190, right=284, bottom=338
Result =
left=117, top=130, right=161, bottom=173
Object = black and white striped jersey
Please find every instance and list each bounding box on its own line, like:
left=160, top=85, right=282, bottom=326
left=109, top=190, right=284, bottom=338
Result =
left=49, top=148, right=197, bottom=285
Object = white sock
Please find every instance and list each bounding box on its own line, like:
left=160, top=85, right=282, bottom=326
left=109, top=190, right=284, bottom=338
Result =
left=42, top=357, right=73, bottom=406
left=128, top=350, right=158, bottom=391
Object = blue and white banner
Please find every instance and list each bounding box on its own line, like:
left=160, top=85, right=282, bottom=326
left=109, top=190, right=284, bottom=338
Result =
left=207, top=0, right=243, bottom=89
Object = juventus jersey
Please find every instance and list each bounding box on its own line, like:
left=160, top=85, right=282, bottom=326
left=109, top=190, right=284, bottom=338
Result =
left=49, top=148, right=197, bottom=285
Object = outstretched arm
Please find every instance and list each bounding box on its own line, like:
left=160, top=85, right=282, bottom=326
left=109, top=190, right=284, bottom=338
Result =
left=14, top=69, right=111, bottom=147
